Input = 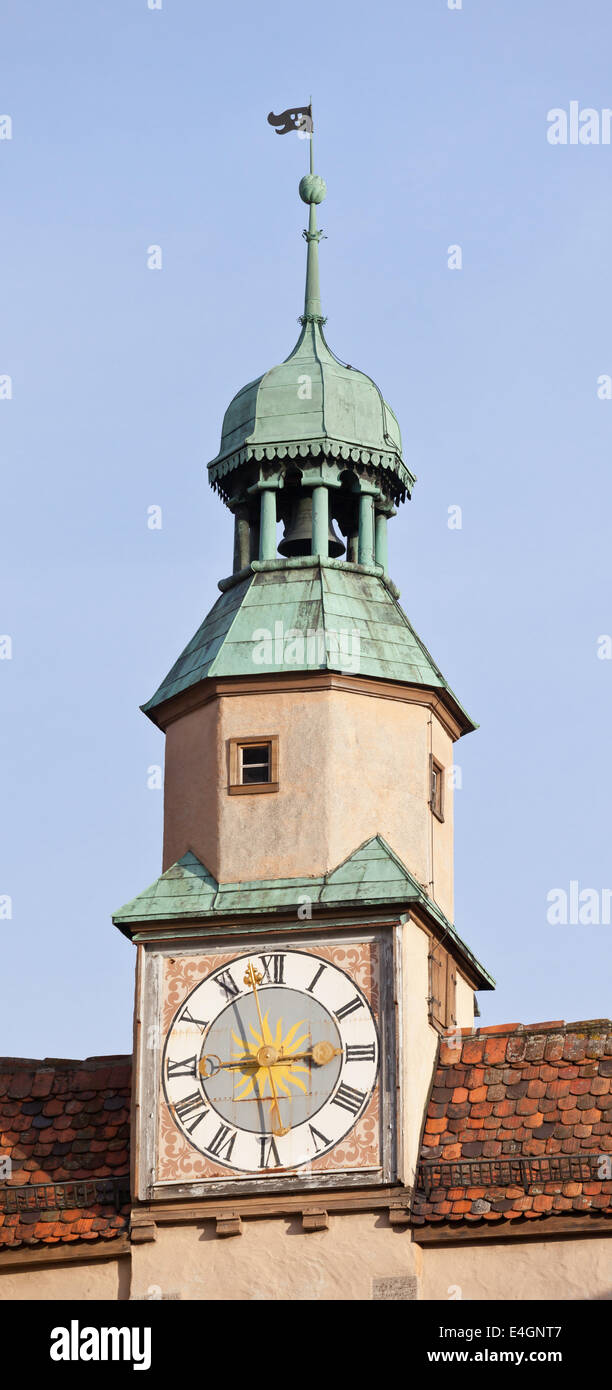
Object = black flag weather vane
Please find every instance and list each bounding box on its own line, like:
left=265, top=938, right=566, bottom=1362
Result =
left=267, top=105, right=313, bottom=136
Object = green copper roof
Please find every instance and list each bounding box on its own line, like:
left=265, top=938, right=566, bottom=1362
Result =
left=112, top=835, right=494, bottom=990
left=141, top=558, right=476, bottom=732
left=207, top=165, right=414, bottom=500
left=207, top=320, right=414, bottom=498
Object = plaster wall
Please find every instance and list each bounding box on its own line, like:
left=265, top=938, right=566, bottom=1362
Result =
left=456, top=971, right=475, bottom=1030
left=163, top=699, right=218, bottom=876
left=129, top=1214, right=421, bottom=1301
left=0, top=1254, right=129, bottom=1301
left=400, top=920, right=474, bottom=1189
left=420, top=1234, right=612, bottom=1301
left=162, top=685, right=456, bottom=921
left=4, top=1228, right=611, bottom=1301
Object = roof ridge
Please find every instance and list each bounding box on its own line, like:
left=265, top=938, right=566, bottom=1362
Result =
left=0, top=1053, right=132, bottom=1071
left=443, top=1019, right=612, bottom=1039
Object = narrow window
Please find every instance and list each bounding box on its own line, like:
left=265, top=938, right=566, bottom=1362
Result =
left=228, top=736, right=279, bottom=795
left=240, top=744, right=270, bottom=784
left=430, top=756, right=444, bottom=822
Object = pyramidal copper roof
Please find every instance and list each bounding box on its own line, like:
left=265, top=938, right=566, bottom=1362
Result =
left=141, top=560, right=476, bottom=732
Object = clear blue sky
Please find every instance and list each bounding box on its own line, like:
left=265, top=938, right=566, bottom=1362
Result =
left=2, top=0, right=611, bottom=1058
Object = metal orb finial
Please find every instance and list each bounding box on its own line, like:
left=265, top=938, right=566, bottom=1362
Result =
left=299, top=173, right=327, bottom=205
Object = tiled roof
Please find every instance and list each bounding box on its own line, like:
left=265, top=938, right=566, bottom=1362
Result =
left=413, top=1021, right=612, bottom=1228
left=0, top=1055, right=131, bottom=1251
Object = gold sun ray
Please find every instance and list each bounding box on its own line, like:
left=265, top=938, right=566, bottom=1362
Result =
left=227, top=1015, right=313, bottom=1109
left=280, top=1020, right=308, bottom=1052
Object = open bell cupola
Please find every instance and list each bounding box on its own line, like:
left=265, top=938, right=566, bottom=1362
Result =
left=207, top=169, right=415, bottom=576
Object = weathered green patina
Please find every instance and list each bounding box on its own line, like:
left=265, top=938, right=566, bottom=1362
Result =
left=207, top=163, right=414, bottom=506
left=207, top=320, right=414, bottom=502
left=141, top=558, right=476, bottom=732
left=112, top=835, right=495, bottom=989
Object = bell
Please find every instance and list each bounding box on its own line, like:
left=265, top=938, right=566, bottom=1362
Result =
left=278, top=494, right=345, bottom=558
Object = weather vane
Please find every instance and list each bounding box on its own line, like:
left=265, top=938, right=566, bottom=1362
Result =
left=266, top=100, right=327, bottom=323
left=266, top=100, right=319, bottom=178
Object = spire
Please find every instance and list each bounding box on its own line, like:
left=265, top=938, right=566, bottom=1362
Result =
left=299, top=115, right=327, bottom=324
left=206, top=107, right=416, bottom=575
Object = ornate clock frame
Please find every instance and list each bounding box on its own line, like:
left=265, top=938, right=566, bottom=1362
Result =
left=133, top=925, right=398, bottom=1204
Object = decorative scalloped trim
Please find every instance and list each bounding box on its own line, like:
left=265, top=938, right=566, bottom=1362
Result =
left=208, top=438, right=416, bottom=492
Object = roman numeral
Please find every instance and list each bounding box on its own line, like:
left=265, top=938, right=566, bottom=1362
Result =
left=308, top=1124, right=331, bottom=1153
left=216, top=969, right=240, bottom=999
left=306, top=963, right=326, bottom=994
left=345, top=1044, right=376, bottom=1063
left=332, top=1083, right=366, bottom=1117
left=335, top=995, right=363, bottom=1022
left=180, top=1006, right=208, bottom=1031
left=207, top=1124, right=237, bottom=1163
left=174, top=1092, right=209, bottom=1135
left=167, top=1055, right=197, bottom=1079
left=259, top=1136, right=281, bottom=1169
left=259, top=953, right=285, bottom=984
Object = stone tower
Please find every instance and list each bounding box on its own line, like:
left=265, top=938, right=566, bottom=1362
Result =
left=114, top=147, right=493, bottom=1299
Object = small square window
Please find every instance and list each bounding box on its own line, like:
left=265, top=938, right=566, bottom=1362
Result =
left=228, top=736, right=279, bottom=795
left=240, top=744, right=271, bottom=784
left=430, top=756, right=444, bottom=822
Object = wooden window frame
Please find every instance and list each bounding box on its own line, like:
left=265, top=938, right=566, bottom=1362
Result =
left=227, top=735, right=279, bottom=796
left=430, top=755, right=445, bottom=823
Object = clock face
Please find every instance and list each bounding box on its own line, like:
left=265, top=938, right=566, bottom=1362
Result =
left=162, top=948, right=379, bottom=1174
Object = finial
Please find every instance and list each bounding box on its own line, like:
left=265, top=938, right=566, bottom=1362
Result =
left=266, top=101, right=326, bottom=325
left=298, top=104, right=327, bottom=325
left=299, top=180, right=326, bottom=324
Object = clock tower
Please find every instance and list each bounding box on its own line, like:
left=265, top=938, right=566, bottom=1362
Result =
left=114, top=152, right=494, bottom=1300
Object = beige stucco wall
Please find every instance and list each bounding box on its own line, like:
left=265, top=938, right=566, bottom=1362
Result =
left=163, top=699, right=218, bottom=880
left=3, top=1226, right=611, bottom=1300
left=456, top=970, right=475, bottom=1030
left=420, top=1234, right=612, bottom=1301
left=130, top=1214, right=420, bottom=1301
left=400, top=920, right=474, bottom=1189
left=162, top=686, right=456, bottom=921
left=0, top=1254, right=130, bottom=1301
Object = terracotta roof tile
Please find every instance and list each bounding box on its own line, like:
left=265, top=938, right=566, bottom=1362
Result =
left=0, top=1056, right=131, bottom=1252
left=414, top=1021, right=612, bottom=1228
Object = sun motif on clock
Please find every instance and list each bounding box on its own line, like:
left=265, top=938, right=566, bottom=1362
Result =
left=162, top=949, right=379, bottom=1174
left=230, top=1007, right=312, bottom=1105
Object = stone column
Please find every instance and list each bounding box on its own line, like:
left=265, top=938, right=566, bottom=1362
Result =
left=311, top=485, right=329, bottom=560
left=374, top=510, right=389, bottom=575
left=232, top=505, right=251, bottom=573
left=259, top=487, right=277, bottom=561
left=358, top=492, right=375, bottom=566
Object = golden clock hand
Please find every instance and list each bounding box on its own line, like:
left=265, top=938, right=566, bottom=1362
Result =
left=243, top=963, right=289, bottom=1136
left=199, top=1040, right=341, bottom=1078
left=199, top=1054, right=258, bottom=1077
left=279, top=1041, right=342, bottom=1067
